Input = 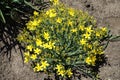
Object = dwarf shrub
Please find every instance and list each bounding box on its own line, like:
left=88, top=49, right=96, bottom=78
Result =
left=17, top=0, right=112, bottom=79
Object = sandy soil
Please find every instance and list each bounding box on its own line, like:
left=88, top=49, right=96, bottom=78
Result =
left=0, top=0, right=120, bottom=80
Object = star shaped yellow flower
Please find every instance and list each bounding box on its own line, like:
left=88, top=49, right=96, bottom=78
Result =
left=83, top=33, right=91, bottom=39
left=44, top=32, right=50, bottom=40
left=80, top=39, right=87, bottom=45
left=36, top=39, right=43, bottom=47
left=41, top=61, right=49, bottom=69
left=55, top=64, right=63, bottom=72
left=34, top=48, right=41, bottom=55
left=66, top=68, right=73, bottom=77
left=26, top=45, right=33, bottom=51
left=68, top=8, right=75, bottom=16
left=30, top=54, right=37, bottom=60
left=57, top=17, right=62, bottom=23
left=34, top=63, right=43, bottom=72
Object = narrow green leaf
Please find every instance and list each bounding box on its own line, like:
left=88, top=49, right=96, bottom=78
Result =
left=110, top=35, right=120, bottom=41
left=0, top=9, right=6, bottom=23
left=12, top=0, right=20, bottom=3
left=12, top=0, right=24, bottom=3
left=103, top=40, right=109, bottom=50
left=24, top=0, right=40, bottom=11
left=67, top=48, right=81, bottom=56
left=74, top=61, right=84, bottom=65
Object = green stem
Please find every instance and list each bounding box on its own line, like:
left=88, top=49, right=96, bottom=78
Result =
left=24, top=0, right=40, bottom=12
left=103, top=40, right=109, bottom=50
left=109, top=35, right=120, bottom=41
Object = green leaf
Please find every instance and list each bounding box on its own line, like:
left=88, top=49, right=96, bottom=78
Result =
left=12, top=0, right=20, bottom=2
left=103, top=40, right=109, bottom=50
left=0, top=9, right=6, bottom=23
left=12, top=0, right=24, bottom=3
left=110, top=35, right=120, bottom=41
left=46, top=58, right=54, bottom=63
left=67, top=48, right=81, bottom=56
left=74, top=61, right=84, bottom=65
left=24, top=0, right=40, bottom=11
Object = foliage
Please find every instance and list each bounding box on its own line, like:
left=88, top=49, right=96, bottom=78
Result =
left=0, top=0, right=50, bottom=23
left=0, top=0, right=50, bottom=58
left=17, top=0, right=112, bottom=79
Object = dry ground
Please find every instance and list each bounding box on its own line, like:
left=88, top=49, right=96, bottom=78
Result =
left=0, top=0, right=120, bottom=80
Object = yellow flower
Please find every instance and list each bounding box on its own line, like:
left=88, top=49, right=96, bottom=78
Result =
left=24, top=57, right=29, bottom=63
left=26, top=20, right=39, bottom=30
left=58, top=69, right=65, bottom=77
left=55, top=65, right=65, bottom=77
left=71, top=28, right=77, bottom=33
left=66, top=68, right=73, bottom=77
left=43, top=43, right=50, bottom=49
left=24, top=51, right=30, bottom=63
left=97, top=46, right=104, bottom=55
left=101, top=27, right=107, bottom=32
left=37, top=17, right=42, bottom=23
left=87, top=44, right=93, bottom=49
left=83, top=33, right=91, bottom=39
left=43, top=41, right=54, bottom=49
left=34, top=63, right=43, bottom=72
left=44, top=43, right=52, bottom=49
left=91, top=49, right=97, bottom=54
left=17, top=34, right=24, bottom=42
left=68, top=8, right=75, bottom=16
left=80, top=39, right=87, bottom=45
left=43, top=32, right=50, bottom=40
left=24, top=51, right=30, bottom=57
left=85, top=56, right=96, bottom=66
left=79, top=25, right=85, bottom=31
left=86, top=26, right=93, bottom=33
left=50, top=0, right=59, bottom=5
left=96, top=31, right=101, bottom=37
left=26, top=45, right=33, bottom=51
left=32, top=20, right=39, bottom=26
left=36, top=39, right=43, bottom=47
left=30, top=54, right=37, bottom=60
left=46, top=9, right=56, bottom=18
left=56, top=17, right=62, bottom=23
left=55, top=64, right=63, bottom=72
left=49, top=41, right=55, bottom=48
left=85, top=57, right=91, bottom=65
left=34, top=48, right=41, bottom=55
left=33, top=11, right=39, bottom=16
left=91, top=56, right=96, bottom=66
left=67, top=20, right=73, bottom=26
left=41, top=61, right=49, bottom=69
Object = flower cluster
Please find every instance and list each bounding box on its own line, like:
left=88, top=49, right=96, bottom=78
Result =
left=17, top=0, right=110, bottom=79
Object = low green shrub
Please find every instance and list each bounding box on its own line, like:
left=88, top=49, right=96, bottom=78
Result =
left=17, top=0, right=113, bottom=79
